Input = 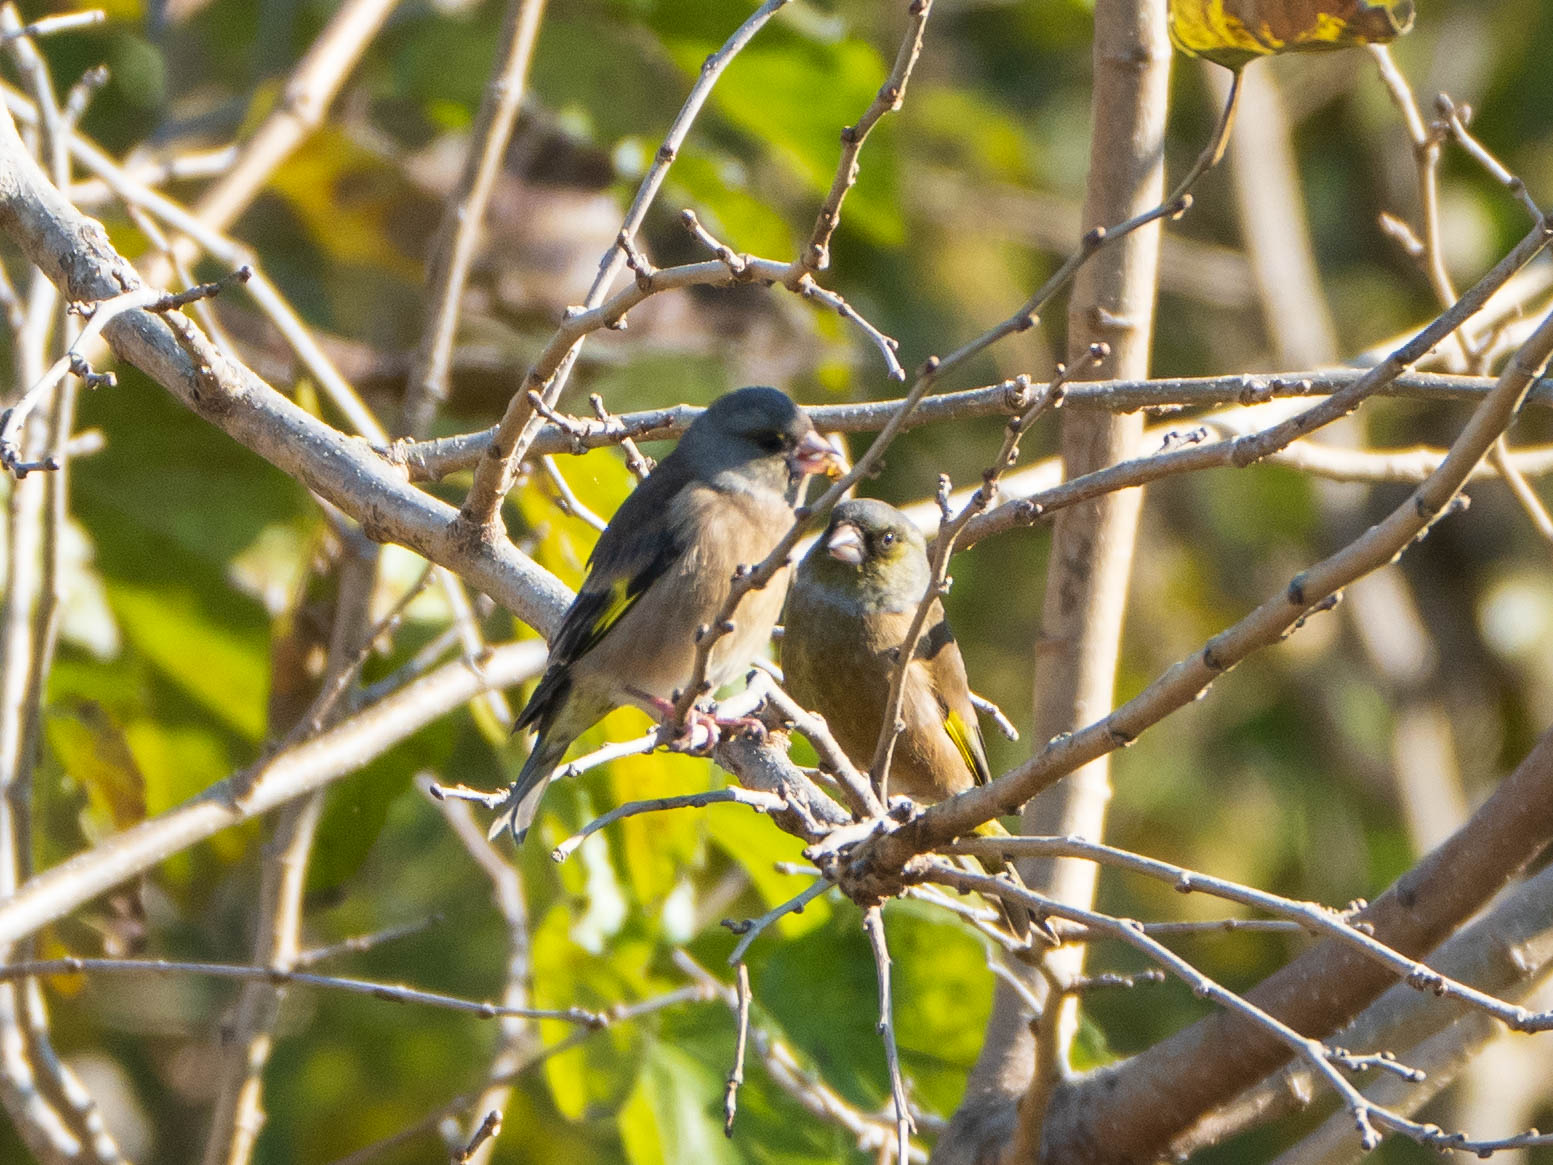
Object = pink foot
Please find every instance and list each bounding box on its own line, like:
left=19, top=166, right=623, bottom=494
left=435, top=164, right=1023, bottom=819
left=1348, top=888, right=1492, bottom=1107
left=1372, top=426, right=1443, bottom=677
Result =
left=642, top=698, right=767, bottom=753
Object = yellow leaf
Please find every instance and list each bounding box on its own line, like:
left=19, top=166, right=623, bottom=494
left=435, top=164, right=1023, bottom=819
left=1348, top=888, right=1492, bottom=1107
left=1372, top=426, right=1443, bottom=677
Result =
left=47, top=701, right=146, bottom=836
left=1168, top=0, right=1414, bottom=67
left=610, top=734, right=707, bottom=907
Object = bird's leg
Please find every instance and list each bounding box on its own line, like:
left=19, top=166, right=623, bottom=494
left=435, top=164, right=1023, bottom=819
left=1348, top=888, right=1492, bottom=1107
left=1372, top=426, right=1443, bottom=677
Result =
left=637, top=693, right=768, bottom=754
left=639, top=694, right=722, bottom=754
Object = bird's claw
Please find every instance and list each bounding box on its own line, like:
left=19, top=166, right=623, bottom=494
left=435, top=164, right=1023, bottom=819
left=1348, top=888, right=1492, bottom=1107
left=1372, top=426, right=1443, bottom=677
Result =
left=647, top=701, right=719, bottom=754
left=647, top=698, right=767, bottom=754
left=714, top=713, right=768, bottom=741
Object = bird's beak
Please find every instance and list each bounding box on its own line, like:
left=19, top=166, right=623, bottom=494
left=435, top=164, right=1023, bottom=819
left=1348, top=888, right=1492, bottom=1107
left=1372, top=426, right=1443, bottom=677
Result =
left=791, top=429, right=842, bottom=479
left=826, top=522, right=865, bottom=566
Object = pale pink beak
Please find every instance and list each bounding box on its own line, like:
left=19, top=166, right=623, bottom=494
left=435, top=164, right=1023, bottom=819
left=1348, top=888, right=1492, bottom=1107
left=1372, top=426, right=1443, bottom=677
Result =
left=791, top=429, right=842, bottom=479
left=826, top=522, right=865, bottom=566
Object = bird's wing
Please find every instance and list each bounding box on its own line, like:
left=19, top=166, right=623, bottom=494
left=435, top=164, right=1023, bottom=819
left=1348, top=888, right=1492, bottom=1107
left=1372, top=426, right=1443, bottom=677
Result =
left=915, top=606, right=992, bottom=786
left=514, top=453, right=693, bottom=733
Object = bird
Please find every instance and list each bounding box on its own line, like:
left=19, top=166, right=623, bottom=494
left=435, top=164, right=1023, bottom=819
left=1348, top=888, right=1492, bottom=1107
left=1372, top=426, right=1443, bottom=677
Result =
left=782, top=497, right=1041, bottom=940
left=496, top=386, right=840, bottom=842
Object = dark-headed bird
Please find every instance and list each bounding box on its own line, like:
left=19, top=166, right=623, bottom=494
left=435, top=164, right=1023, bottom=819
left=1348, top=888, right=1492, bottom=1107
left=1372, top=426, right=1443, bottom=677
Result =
left=496, top=386, right=840, bottom=842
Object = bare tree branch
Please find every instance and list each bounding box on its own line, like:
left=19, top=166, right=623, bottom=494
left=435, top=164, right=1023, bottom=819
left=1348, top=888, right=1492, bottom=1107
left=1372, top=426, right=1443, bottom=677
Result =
left=390, top=370, right=1553, bottom=484
left=1038, top=724, right=1553, bottom=1162
left=401, top=0, right=547, bottom=437
left=0, top=641, right=547, bottom=951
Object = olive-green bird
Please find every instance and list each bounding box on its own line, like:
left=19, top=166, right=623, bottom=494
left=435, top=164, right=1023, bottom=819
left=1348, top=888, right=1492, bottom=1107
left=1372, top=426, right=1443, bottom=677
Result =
left=783, top=498, right=1039, bottom=939
left=496, top=386, right=840, bottom=843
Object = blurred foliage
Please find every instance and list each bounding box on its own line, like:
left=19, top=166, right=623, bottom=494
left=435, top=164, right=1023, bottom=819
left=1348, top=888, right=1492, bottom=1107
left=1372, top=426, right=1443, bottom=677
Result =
left=3, top=0, right=1553, bottom=1162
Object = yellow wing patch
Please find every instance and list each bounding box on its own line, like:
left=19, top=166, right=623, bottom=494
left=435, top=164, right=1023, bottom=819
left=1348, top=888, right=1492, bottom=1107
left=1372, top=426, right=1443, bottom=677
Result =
left=1168, top=0, right=1414, bottom=68
left=944, top=709, right=982, bottom=784
left=583, top=576, right=638, bottom=654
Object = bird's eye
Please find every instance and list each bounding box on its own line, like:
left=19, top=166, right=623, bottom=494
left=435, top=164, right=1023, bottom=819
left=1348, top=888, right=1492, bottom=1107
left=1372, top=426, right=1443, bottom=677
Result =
left=754, top=430, right=788, bottom=454
left=880, top=531, right=897, bottom=548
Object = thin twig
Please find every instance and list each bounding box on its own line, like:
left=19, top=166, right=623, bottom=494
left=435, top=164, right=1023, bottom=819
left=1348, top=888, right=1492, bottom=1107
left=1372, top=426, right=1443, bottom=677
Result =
left=1435, top=93, right=1542, bottom=223
left=724, top=962, right=751, bottom=1136
left=2, top=274, right=246, bottom=476
left=60, top=65, right=108, bottom=131
left=553, top=731, right=659, bottom=782
left=324, top=982, right=717, bottom=1165
left=551, top=787, right=786, bottom=863
left=871, top=357, right=1090, bottom=795
left=451, top=1111, right=502, bottom=1164
left=0, top=957, right=603, bottom=1025
left=67, top=146, right=238, bottom=207
left=683, top=208, right=904, bottom=380
left=902, top=884, right=1024, bottom=952
left=863, top=905, right=915, bottom=1162
left=389, top=369, right=1553, bottom=481
left=968, top=691, right=1019, bottom=741
left=0, top=10, right=104, bottom=42
left=802, top=0, right=934, bottom=271
left=401, top=0, right=548, bottom=437
left=1368, top=46, right=1466, bottom=363
left=724, top=879, right=833, bottom=965
left=456, top=0, right=794, bottom=530
left=538, top=454, right=608, bottom=532
left=589, top=392, right=652, bottom=479
left=1489, top=437, right=1553, bottom=552
left=945, top=830, right=1553, bottom=1035
left=294, top=915, right=445, bottom=969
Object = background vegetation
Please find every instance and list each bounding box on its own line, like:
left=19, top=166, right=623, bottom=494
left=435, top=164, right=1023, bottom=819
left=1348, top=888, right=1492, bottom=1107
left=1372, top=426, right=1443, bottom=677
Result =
left=4, top=0, right=1553, bottom=1161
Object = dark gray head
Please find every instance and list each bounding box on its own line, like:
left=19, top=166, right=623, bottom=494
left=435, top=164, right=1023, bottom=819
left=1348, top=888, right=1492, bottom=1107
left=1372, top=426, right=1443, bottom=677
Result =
left=797, top=497, right=932, bottom=612
left=676, top=386, right=838, bottom=494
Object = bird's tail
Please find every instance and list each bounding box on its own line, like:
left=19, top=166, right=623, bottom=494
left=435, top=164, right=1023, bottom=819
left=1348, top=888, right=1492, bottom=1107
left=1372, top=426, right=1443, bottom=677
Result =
left=489, top=728, right=571, bottom=844
left=968, top=818, right=1053, bottom=946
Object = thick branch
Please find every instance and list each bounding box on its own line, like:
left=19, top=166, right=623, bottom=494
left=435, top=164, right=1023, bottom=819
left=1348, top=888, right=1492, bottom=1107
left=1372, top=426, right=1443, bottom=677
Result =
left=0, top=641, right=546, bottom=951
left=1040, top=726, right=1553, bottom=1162
left=0, top=101, right=573, bottom=636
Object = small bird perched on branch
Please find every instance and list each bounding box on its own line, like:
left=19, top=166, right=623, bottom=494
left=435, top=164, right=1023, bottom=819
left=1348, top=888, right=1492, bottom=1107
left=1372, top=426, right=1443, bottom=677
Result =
left=783, top=498, right=1040, bottom=940
left=495, top=386, right=841, bottom=842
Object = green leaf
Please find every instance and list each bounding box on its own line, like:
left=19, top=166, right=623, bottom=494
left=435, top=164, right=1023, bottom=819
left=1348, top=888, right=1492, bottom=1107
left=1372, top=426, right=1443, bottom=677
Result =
left=886, top=902, right=995, bottom=1114
left=620, top=1041, right=738, bottom=1165
left=666, top=150, right=797, bottom=260
left=108, top=580, right=268, bottom=742
left=612, top=745, right=710, bottom=908
left=661, top=33, right=904, bottom=248
left=707, top=806, right=831, bottom=944
left=533, top=903, right=659, bottom=1119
